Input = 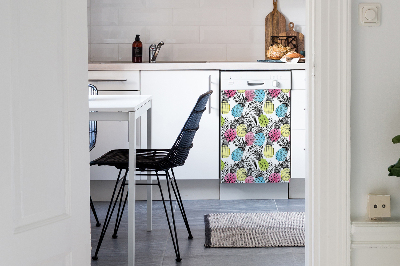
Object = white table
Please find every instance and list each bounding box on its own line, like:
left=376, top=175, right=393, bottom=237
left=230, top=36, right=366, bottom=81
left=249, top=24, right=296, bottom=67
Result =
left=89, top=95, right=152, bottom=266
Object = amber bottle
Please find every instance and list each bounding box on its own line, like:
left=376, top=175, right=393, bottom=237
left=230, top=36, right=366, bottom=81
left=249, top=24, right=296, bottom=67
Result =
left=132, top=35, right=142, bottom=63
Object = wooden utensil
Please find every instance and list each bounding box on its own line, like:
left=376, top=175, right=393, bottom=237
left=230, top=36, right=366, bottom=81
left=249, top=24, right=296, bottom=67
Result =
left=279, top=22, right=304, bottom=52
left=265, top=0, right=287, bottom=59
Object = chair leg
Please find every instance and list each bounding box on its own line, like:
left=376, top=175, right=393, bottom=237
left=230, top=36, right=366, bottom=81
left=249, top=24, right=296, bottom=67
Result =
left=112, top=178, right=128, bottom=239
left=90, top=196, right=101, bottom=227
left=156, top=171, right=182, bottom=262
left=168, top=169, right=193, bottom=239
left=92, top=169, right=128, bottom=261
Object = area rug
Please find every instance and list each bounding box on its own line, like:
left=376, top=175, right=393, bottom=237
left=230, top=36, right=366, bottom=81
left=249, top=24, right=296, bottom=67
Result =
left=204, top=212, right=305, bottom=248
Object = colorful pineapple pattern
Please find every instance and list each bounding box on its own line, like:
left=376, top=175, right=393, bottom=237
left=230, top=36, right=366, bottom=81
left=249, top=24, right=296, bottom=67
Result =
left=220, top=89, right=290, bottom=183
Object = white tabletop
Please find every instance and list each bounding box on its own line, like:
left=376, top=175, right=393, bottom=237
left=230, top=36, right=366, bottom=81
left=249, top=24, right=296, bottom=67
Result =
left=89, top=95, right=152, bottom=112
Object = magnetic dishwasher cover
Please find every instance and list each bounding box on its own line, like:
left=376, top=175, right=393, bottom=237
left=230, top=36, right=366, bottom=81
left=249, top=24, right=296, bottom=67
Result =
left=220, top=71, right=291, bottom=184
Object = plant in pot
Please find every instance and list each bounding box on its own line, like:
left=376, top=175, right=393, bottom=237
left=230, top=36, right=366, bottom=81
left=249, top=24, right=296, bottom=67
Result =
left=388, top=135, right=400, bottom=176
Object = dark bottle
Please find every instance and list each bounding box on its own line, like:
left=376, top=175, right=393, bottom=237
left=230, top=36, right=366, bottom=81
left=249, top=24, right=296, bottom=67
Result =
left=132, top=35, right=142, bottom=63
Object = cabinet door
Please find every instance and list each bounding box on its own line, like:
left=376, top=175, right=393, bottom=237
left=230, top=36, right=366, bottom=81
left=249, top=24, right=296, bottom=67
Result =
left=141, top=70, right=219, bottom=180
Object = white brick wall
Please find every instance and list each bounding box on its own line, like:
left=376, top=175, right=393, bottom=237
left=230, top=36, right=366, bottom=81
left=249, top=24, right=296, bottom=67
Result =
left=88, top=0, right=306, bottom=62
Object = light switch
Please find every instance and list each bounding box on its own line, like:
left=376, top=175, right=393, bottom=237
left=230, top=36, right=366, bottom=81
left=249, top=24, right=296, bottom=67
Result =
left=359, top=3, right=381, bottom=26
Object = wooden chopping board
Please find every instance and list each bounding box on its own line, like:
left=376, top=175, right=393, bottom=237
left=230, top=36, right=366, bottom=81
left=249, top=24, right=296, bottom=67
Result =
left=265, top=0, right=286, bottom=59
left=280, top=22, right=304, bottom=52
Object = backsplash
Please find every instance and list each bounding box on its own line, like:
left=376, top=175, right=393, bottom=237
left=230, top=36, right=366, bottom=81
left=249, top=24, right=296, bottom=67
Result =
left=88, top=0, right=305, bottom=62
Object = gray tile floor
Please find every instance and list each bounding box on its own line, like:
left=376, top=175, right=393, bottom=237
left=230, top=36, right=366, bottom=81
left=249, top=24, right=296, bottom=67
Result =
left=91, top=199, right=305, bottom=266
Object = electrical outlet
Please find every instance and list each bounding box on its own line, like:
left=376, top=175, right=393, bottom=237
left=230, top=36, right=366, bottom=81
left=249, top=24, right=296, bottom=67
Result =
left=368, top=194, right=391, bottom=219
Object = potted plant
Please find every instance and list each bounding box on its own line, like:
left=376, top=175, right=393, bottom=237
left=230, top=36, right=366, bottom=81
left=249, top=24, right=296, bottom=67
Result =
left=388, top=135, right=400, bottom=176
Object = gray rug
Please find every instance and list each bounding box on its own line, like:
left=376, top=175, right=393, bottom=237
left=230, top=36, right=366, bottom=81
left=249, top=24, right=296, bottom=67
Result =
left=204, top=212, right=305, bottom=248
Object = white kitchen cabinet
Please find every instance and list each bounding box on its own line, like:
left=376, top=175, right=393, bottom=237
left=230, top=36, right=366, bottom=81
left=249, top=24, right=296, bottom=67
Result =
left=88, top=71, right=141, bottom=180
left=141, top=70, right=220, bottom=180
left=291, top=70, right=306, bottom=179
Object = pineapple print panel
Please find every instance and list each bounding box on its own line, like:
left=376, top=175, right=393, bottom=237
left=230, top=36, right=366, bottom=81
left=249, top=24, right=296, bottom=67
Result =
left=220, top=89, right=291, bottom=184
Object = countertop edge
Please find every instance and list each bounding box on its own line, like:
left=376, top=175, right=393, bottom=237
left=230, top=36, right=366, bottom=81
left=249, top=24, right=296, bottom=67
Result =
left=88, top=62, right=306, bottom=71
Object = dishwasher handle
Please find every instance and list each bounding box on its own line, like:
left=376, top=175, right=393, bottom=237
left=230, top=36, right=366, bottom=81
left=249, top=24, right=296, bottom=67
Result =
left=247, top=81, right=265, bottom=86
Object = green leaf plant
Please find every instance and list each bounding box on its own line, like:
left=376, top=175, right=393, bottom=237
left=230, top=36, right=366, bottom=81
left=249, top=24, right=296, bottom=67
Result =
left=388, top=135, right=400, bottom=176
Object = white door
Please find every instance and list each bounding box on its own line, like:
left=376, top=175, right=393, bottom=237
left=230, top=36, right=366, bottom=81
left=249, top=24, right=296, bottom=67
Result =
left=0, top=0, right=90, bottom=265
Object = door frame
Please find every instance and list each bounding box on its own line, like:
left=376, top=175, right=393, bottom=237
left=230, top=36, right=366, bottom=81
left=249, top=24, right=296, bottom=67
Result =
left=306, top=0, right=351, bottom=265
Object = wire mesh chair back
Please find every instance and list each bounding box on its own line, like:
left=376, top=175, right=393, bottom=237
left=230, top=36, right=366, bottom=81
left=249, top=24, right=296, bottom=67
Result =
left=89, top=84, right=98, bottom=151
left=163, top=90, right=213, bottom=169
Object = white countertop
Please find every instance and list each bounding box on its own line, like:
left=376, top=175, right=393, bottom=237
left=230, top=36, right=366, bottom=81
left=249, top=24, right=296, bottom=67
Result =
left=89, top=62, right=306, bottom=71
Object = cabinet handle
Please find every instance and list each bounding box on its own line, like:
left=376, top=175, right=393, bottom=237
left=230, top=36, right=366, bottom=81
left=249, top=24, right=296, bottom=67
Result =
left=247, top=81, right=264, bottom=86
left=208, top=75, right=212, bottom=114
left=88, top=79, right=127, bottom=82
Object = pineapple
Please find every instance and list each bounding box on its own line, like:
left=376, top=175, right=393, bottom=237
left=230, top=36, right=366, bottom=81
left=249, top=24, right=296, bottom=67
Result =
left=254, top=89, right=266, bottom=102
left=263, top=100, right=274, bottom=114
left=281, top=124, right=290, bottom=137
left=221, top=145, right=230, bottom=158
left=254, top=132, right=265, bottom=146
left=245, top=132, right=255, bottom=146
left=258, top=158, right=269, bottom=171
left=268, top=128, right=281, bottom=142
left=236, top=168, right=247, bottom=182
left=263, top=145, right=274, bottom=158
left=221, top=100, right=230, bottom=114
left=236, top=124, right=247, bottom=137
left=231, top=103, right=244, bottom=117
left=258, top=114, right=269, bottom=127
left=281, top=168, right=290, bottom=181
left=275, top=148, right=288, bottom=162
left=231, top=148, right=244, bottom=162
left=275, top=103, right=288, bottom=118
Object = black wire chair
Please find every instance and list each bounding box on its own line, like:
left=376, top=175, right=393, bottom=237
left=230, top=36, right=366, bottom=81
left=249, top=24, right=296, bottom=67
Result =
left=89, top=84, right=101, bottom=227
left=90, top=90, right=213, bottom=262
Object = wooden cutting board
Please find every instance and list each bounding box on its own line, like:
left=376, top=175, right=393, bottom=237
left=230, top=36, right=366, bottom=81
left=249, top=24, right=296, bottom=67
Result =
left=279, top=22, right=304, bottom=52
left=265, top=0, right=286, bottom=59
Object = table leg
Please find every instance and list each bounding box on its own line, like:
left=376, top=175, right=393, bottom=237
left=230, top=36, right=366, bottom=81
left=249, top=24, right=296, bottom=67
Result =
left=147, top=104, right=152, bottom=232
left=128, top=112, right=136, bottom=266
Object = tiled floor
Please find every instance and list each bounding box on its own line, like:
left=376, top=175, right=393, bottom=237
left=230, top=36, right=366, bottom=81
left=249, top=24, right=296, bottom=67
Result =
left=91, top=199, right=305, bottom=266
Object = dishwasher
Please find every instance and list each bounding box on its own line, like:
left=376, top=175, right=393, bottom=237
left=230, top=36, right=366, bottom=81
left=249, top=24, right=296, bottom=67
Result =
left=220, top=71, right=291, bottom=188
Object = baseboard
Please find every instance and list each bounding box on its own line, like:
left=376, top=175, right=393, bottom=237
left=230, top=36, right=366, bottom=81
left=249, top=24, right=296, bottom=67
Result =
left=90, top=179, right=305, bottom=201
left=289, top=178, right=305, bottom=198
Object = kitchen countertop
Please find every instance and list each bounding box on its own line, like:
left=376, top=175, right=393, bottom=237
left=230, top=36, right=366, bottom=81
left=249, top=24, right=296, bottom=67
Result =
left=89, top=62, right=307, bottom=71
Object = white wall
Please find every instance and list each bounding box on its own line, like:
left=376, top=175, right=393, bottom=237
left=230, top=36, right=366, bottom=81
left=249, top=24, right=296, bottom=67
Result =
left=351, top=1, right=400, bottom=264
left=87, top=0, right=305, bottom=62
left=351, top=0, right=400, bottom=220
